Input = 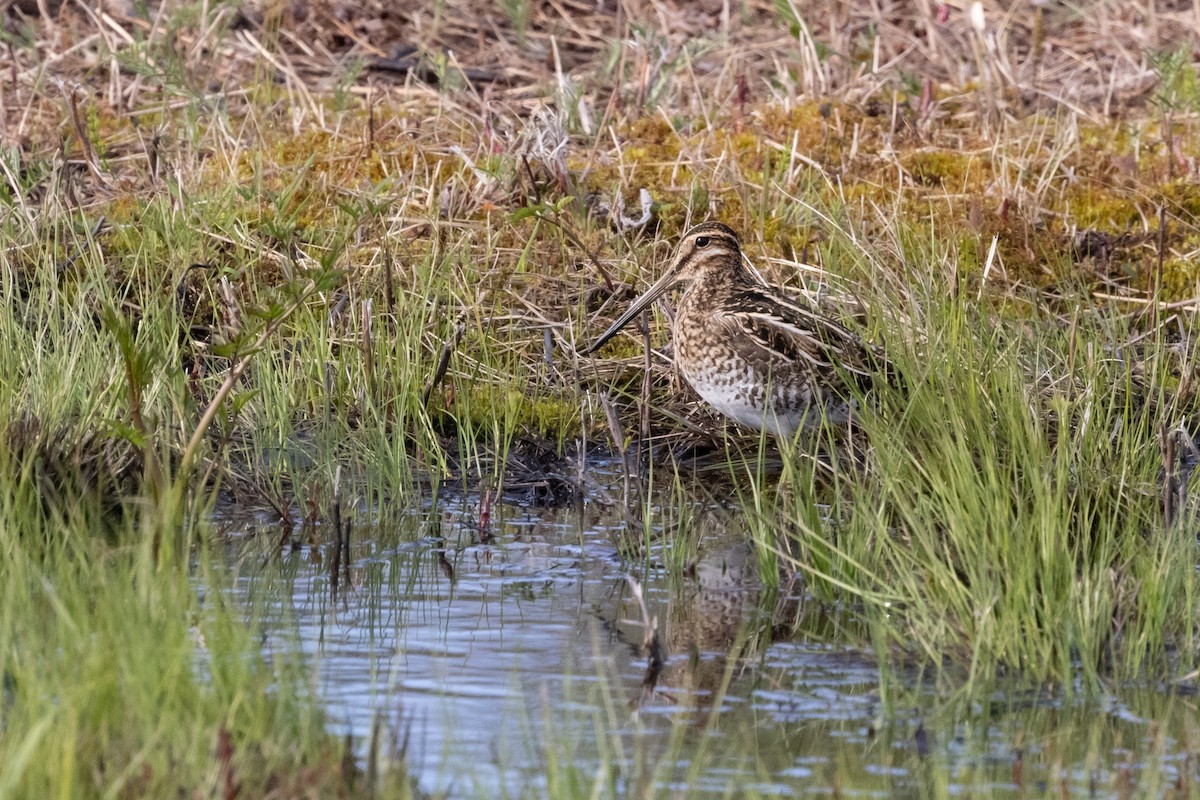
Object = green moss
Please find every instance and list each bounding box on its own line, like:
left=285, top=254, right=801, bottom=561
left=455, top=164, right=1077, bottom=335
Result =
left=622, top=114, right=685, bottom=146
left=458, top=383, right=582, bottom=440
left=903, top=150, right=983, bottom=191
left=1067, top=190, right=1142, bottom=229
left=1160, top=179, right=1200, bottom=220
left=754, top=103, right=835, bottom=153
left=1157, top=255, right=1200, bottom=300
left=1078, top=121, right=1139, bottom=158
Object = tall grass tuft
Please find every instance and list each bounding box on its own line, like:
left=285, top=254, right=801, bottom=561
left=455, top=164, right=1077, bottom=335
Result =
left=758, top=280, right=1198, bottom=689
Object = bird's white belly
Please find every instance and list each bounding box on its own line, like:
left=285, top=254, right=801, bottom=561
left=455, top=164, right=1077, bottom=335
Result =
left=684, top=364, right=809, bottom=439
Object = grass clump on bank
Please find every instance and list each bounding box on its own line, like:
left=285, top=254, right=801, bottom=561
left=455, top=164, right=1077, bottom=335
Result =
left=755, top=235, right=1199, bottom=687
left=0, top=468, right=416, bottom=797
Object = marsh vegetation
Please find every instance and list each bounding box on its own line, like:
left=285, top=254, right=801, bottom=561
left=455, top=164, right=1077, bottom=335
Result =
left=1, top=0, right=1199, bottom=797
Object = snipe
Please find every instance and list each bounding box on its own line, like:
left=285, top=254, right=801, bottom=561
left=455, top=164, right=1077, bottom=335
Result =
left=586, top=222, right=886, bottom=438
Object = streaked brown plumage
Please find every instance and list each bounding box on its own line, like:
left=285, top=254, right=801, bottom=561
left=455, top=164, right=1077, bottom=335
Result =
left=586, top=222, right=885, bottom=438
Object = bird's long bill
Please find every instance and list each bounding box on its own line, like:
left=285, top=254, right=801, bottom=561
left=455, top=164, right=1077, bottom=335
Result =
left=585, top=267, right=680, bottom=354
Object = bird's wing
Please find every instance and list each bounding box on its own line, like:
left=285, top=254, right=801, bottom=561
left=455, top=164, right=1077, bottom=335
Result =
left=719, top=286, right=883, bottom=381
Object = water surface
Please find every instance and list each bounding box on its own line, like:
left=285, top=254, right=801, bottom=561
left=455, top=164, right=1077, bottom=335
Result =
left=219, top=482, right=1200, bottom=798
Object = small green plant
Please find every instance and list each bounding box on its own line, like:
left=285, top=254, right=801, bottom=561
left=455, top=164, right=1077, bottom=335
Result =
left=333, top=59, right=367, bottom=111
left=1151, top=44, right=1200, bottom=113
left=501, top=0, right=531, bottom=47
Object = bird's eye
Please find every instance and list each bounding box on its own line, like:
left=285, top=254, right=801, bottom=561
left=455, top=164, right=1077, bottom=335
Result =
left=695, top=236, right=710, bottom=248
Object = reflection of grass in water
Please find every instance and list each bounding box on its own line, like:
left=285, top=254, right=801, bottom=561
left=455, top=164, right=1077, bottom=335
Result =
left=531, top=603, right=1200, bottom=798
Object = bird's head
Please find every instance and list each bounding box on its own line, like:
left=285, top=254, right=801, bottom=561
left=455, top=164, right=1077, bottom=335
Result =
left=585, top=222, right=744, bottom=354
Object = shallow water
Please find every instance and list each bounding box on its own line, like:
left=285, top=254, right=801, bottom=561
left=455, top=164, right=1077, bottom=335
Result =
left=219, top=482, right=1200, bottom=799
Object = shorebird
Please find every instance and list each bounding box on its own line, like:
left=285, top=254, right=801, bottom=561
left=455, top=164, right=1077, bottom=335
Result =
left=585, top=222, right=885, bottom=438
